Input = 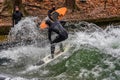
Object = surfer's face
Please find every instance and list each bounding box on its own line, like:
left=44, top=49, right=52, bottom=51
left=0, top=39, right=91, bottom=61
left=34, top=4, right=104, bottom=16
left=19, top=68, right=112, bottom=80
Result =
left=52, top=5, right=55, bottom=10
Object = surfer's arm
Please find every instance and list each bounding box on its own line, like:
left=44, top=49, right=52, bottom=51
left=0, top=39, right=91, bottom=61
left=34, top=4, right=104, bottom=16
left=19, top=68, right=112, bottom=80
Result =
left=48, top=10, right=54, bottom=21
left=60, top=20, right=67, bottom=26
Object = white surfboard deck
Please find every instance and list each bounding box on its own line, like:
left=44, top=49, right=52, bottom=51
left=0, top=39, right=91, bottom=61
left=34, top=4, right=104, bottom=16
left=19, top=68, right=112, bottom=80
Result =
left=37, top=44, right=70, bottom=66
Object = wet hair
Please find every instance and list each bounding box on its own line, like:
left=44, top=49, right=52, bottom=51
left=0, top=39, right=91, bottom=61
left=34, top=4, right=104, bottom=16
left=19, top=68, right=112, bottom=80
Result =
left=51, top=4, right=55, bottom=7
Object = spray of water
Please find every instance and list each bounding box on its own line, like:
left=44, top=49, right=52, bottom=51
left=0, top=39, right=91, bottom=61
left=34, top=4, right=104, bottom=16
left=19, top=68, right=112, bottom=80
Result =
left=8, top=17, right=48, bottom=43
left=0, top=17, right=120, bottom=80
left=0, top=17, right=50, bottom=65
left=73, top=24, right=120, bottom=57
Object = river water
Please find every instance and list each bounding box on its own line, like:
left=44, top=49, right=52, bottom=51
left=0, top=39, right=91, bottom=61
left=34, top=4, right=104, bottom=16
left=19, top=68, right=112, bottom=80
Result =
left=0, top=17, right=120, bottom=80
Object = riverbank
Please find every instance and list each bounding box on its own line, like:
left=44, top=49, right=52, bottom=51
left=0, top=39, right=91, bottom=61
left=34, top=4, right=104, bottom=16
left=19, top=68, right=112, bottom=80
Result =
left=0, top=15, right=120, bottom=33
left=0, top=0, right=120, bottom=35
left=0, top=35, right=7, bottom=42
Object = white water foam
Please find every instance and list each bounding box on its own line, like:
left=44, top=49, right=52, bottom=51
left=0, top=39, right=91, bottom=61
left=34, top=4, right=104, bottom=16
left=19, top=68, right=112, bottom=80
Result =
left=72, top=25, right=120, bottom=57
left=0, top=45, right=50, bottom=62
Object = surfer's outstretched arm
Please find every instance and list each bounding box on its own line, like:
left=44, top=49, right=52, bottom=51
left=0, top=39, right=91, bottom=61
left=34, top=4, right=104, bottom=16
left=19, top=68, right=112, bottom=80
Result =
left=48, top=10, right=54, bottom=21
left=60, top=20, right=67, bottom=26
left=48, top=5, right=56, bottom=21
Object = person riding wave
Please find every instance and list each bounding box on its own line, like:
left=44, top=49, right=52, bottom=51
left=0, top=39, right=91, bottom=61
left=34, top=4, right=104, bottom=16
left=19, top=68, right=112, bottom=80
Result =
left=46, top=5, right=68, bottom=58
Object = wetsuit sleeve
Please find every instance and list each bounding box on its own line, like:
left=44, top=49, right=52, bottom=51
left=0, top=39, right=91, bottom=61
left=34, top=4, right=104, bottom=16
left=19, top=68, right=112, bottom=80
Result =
left=48, top=28, right=52, bottom=42
left=60, top=20, right=67, bottom=26
left=12, top=13, right=15, bottom=27
left=48, top=10, right=54, bottom=21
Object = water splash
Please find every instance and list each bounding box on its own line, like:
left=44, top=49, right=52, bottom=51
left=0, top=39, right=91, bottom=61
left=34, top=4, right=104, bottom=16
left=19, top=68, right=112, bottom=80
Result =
left=73, top=24, right=120, bottom=57
left=8, top=17, right=47, bottom=43
left=0, top=18, right=120, bottom=80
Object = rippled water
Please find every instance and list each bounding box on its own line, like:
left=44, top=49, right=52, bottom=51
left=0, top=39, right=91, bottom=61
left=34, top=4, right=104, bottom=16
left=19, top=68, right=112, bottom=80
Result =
left=0, top=17, right=120, bottom=80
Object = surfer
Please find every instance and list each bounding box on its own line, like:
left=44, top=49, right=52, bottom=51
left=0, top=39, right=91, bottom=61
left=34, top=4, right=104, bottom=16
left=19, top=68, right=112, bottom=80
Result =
left=12, top=6, right=23, bottom=27
left=46, top=5, right=68, bottom=58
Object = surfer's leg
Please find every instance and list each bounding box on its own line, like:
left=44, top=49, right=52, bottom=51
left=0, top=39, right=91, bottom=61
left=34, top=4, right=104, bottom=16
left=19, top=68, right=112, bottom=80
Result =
left=51, top=43, right=55, bottom=58
left=50, top=35, right=62, bottom=59
left=52, top=36, right=65, bottom=53
left=52, top=35, right=65, bottom=43
left=60, top=43, right=64, bottom=52
left=51, top=35, right=66, bottom=58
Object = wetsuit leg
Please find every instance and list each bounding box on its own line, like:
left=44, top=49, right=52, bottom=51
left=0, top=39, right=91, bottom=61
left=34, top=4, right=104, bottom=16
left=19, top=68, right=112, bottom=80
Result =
left=60, top=43, right=64, bottom=52
left=52, top=35, right=67, bottom=43
left=50, top=34, right=67, bottom=56
left=50, top=36, right=62, bottom=58
left=51, top=43, right=55, bottom=58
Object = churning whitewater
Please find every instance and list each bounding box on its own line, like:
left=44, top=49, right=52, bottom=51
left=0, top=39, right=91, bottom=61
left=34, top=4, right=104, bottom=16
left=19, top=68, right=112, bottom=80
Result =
left=0, top=17, right=120, bottom=80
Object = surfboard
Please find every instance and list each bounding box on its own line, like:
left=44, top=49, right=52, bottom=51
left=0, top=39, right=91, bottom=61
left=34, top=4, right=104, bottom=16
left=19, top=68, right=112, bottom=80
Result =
left=35, top=44, right=70, bottom=66
left=40, top=7, right=67, bottom=29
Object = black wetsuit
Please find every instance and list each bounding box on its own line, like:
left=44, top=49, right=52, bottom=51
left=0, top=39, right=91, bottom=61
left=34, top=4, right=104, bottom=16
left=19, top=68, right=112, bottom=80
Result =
left=48, top=21, right=68, bottom=44
left=47, top=7, right=68, bottom=44
left=46, top=8, right=68, bottom=58
left=48, top=7, right=56, bottom=21
left=12, top=11, right=23, bottom=27
left=47, top=20, right=68, bottom=58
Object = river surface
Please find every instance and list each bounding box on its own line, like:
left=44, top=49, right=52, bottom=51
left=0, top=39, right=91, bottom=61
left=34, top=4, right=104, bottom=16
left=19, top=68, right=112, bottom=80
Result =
left=0, top=17, right=120, bottom=80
